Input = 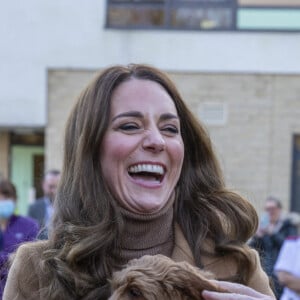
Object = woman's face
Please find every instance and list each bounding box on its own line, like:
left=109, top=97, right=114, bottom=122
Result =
left=100, top=78, right=184, bottom=214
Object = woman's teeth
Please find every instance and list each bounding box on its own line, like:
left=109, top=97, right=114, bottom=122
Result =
left=128, top=164, right=164, bottom=175
left=128, top=164, right=165, bottom=182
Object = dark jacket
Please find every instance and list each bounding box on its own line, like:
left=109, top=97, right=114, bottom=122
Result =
left=250, top=218, right=298, bottom=298
left=28, top=198, right=48, bottom=228
left=28, top=198, right=50, bottom=240
left=0, top=215, right=39, bottom=298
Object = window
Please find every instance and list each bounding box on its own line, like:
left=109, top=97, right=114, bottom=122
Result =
left=171, top=7, right=234, bottom=30
left=239, top=0, right=300, bottom=6
left=106, top=0, right=300, bottom=31
left=238, top=0, right=300, bottom=30
left=106, top=0, right=236, bottom=30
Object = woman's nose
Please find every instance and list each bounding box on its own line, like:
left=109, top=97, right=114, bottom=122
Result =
left=142, top=129, right=166, bottom=153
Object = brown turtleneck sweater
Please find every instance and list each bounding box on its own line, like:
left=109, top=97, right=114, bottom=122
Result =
left=118, top=198, right=175, bottom=265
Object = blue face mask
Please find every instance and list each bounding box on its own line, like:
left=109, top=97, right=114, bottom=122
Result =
left=0, top=199, right=15, bottom=219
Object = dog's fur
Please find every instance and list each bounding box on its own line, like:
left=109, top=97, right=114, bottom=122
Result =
left=109, top=254, right=226, bottom=300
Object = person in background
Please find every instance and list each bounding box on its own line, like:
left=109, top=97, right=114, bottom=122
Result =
left=249, top=196, right=298, bottom=298
left=274, top=235, right=300, bottom=300
left=4, top=64, right=275, bottom=300
left=28, top=169, right=60, bottom=239
left=0, top=179, right=39, bottom=298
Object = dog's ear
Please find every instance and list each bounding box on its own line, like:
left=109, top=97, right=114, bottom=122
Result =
left=163, top=262, right=222, bottom=299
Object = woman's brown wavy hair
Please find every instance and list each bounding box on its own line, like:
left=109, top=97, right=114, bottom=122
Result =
left=37, top=64, right=258, bottom=299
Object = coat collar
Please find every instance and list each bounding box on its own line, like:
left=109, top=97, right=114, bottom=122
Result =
left=171, top=223, right=236, bottom=278
left=171, top=223, right=195, bottom=265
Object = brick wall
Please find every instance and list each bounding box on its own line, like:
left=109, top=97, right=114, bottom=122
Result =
left=47, top=69, right=300, bottom=214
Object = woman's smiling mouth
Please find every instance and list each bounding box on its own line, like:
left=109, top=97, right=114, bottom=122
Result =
left=128, top=163, right=165, bottom=183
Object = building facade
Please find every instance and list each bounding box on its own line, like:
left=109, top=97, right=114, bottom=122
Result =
left=1, top=0, right=300, bottom=215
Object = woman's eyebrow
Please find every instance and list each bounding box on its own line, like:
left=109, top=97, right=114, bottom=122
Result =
left=112, top=111, right=179, bottom=122
left=160, top=113, right=179, bottom=121
left=112, top=111, right=143, bottom=122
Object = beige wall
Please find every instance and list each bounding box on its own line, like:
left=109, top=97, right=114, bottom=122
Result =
left=46, top=69, right=98, bottom=171
left=47, top=69, right=300, bottom=214
left=170, top=73, right=300, bottom=213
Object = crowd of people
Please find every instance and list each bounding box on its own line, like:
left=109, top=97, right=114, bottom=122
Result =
left=249, top=197, right=299, bottom=298
left=0, top=64, right=299, bottom=300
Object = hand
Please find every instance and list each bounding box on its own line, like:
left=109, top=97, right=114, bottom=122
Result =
left=255, top=227, right=267, bottom=238
left=202, top=280, right=275, bottom=300
left=256, top=224, right=275, bottom=237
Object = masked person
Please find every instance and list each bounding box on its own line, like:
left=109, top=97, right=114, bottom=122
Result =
left=4, top=64, right=275, bottom=300
left=0, top=179, right=39, bottom=298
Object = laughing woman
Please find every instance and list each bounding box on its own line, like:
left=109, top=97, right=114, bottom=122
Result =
left=4, top=64, right=275, bottom=300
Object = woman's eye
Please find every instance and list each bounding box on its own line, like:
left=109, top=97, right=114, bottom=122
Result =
left=162, top=126, right=179, bottom=135
left=119, top=123, right=139, bottom=131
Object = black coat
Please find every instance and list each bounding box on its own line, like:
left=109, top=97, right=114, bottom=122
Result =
left=250, top=218, right=298, bottom=298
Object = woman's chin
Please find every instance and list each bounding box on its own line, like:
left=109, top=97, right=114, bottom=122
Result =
left=131, top=201, right=165, bottom=214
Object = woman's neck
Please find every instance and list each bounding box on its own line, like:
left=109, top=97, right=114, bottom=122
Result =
left=118, top=199, right=175, bottom=265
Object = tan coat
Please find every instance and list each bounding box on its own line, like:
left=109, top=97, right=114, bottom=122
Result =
left=172, top=224, right=275, bottom=297
left=3, top=224, right=275, bottom=299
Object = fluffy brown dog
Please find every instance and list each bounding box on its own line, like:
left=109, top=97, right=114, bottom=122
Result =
left=109, top=254, right=226, bottom=300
